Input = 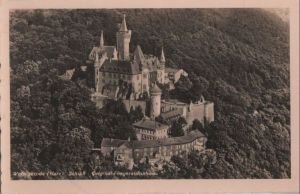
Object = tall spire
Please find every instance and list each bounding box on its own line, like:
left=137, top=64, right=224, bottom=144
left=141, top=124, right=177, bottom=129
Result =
left=119, top=14, right=128, bottom=32
left=100, top=30, right=104, bottom=47
left=160, top=47, right=166, bottom=63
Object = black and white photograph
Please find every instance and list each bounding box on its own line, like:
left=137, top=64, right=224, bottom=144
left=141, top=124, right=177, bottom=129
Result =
left=8, top=8, right=292, bottom=180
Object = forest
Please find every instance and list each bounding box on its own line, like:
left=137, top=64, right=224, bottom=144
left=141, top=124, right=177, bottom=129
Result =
left=10, top=9, right=290, bottom=179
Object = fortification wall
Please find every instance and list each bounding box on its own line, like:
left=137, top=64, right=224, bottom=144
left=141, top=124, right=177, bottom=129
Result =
left=204, top=102, right=214, bottom=123
left=186, top=104, right=205, bottom=125
left=122, top=99, right=147, bottom=114
left=161, top=101, right=187, bottom=113
left=186, top=102, right=214, bottom=125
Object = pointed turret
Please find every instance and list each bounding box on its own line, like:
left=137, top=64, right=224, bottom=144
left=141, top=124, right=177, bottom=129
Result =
left=119, top=14, right=128, bottom=32
left=100, top=30, right=104, bottom=47
left=160, top=47, right=166, bottom=63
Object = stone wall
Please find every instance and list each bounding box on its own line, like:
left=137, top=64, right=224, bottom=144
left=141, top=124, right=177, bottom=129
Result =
left=161, top=100, right=214, bottom=126
left=186, top=101, right=214, bottom=125
left=122, top=99, right=148, bottom=114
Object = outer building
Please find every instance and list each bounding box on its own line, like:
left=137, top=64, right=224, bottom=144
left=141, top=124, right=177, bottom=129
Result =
left=133, top=118, right=169, bottom=140
left=101, top=130, right=207, bottom=165
left=164, top=68, right=188, bottom=89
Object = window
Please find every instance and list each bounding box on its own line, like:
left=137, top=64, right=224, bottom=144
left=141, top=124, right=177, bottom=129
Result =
left=143, top=73, right=147, bottom=79
left=103, top=72, right=105, bottom=76
left=143, top=84, right=147, bottom=90
left=137, top=75, right=139, bottom=80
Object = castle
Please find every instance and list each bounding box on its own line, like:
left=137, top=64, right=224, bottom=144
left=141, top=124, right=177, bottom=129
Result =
left=86, top=15, right=215, bottom=167
left=89, top=14, right=214, bottom=125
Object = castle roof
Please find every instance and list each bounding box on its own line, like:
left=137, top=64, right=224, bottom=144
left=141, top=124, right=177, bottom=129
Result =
left=101, top=130, right=206, bottom=149
left=133, top=118, right=169, bottom=131
left=89, top=46, right=116, bottom=60
left=150, top=83, right=162, bottom=94
left=119, top=14, right=128, bottom=32
left=133, top=130, right=205, bottom=149
left=100, top=59, right=140, bottom=75
left=134, top=45, right=144, bottom=64
left=142, top=55, right=161, bottom=71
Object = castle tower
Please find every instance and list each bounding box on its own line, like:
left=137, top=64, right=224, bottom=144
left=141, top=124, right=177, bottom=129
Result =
left=150, top=83, right=162, bottom=119
left=116, top=14, right=131, bottom=61
left=158, top=47, right=166, bottom=83
left=100, top=30, right=104, bottom=48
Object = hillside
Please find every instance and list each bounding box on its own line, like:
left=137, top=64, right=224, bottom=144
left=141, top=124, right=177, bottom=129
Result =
left=10, top=9, right=290, bottom=179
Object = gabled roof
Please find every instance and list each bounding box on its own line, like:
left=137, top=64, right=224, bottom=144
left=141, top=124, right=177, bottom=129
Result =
left=103, top=46, right=116, bottom=57
left=89, top=46, right=116, bottom=60
left=101, top=130, right=206, bottom=149
left=100, top=59, right=141, bottom=75
left=134, top=45, right=144, bottom=64
left=133, top=118, right=169, bottom=131
left=133, top=130, right=205, bottom=149
left=142, top=55, right=161, bottom=71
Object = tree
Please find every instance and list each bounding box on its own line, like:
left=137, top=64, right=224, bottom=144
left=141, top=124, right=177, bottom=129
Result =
left=192, top=119, right=206, bottom=135
left=169, top=120, right=185, bottom=137
left=129, top=105, right=144, bottom=123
